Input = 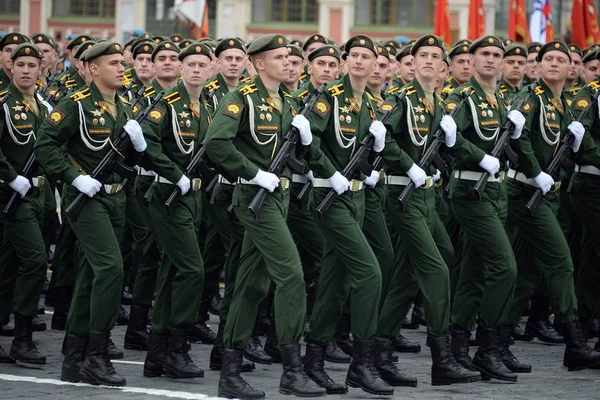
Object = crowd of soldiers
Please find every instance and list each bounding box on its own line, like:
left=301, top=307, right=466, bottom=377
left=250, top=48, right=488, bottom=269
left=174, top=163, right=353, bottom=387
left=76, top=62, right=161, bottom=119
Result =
left=0, top=26, right=599, bottom=399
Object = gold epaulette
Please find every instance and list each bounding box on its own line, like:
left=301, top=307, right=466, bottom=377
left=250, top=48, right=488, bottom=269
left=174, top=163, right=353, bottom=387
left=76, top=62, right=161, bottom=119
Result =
left=498, top=84, right=508, bottom=94
left=386, top=86, right=399, bottom=95
left=534, top=84, right=544, bottom=96
left=297, top=89, right=309, bottom=99
left=164, top=91, right=181, bottom=105
left=143, top=86, right=156, bottom=98
left=65, top=79, right=77, bottom=88
left=205, top=79, right=220, bottom=92
left=568, top=87, right=581, bottom=96
left=404, top=85, right=417, bottom=96
left=589, top=80, right=600, bottom=90
left=442, top=85, right=454, bottom=94
left=445, top=77, right=453, bottom=84
left=70, top=88, right=90, bottom=102
left=299, top=73, right=307, bottom=81
left=460, top=86, right=473, bottom=95
left=0, top=88, right=9, bottom=97
left=328, top=83, right=344, bottom=97
left=240, top=76, right=252, bottom=84
left=366, top=92, right=375, bottom=101
left=119, top=95, right=130, bottom=104
left=283, top=92, right=293, bottom=98
left=239, top=83, right=258, bottom=95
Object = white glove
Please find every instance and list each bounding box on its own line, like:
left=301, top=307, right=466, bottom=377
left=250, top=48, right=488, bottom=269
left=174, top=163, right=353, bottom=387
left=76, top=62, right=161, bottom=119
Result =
left=433, top=169, right=441, bottom=183
left=8, top=175, right=31, bottom=198
left=124, top=120, right=147, bottom=152
left=533, top=171, right=555, bottom=195
left=292, top=115, right=313, bottom=145
left=251, top=169, right=279, bottom=192
left=568, top=121, right=585, bottom=153
left=328, top=171, right=350, bottom=195
left=176, top=175, right=191, bottom=195
left=478, top=154, right=500, bottom=176
left=364, top=170, right=380, bottom=188
left=406, top=163, right=427, bottom=187
left=72, top=175, right=102, bottom=198
left=305, top=170, right=316, bottom=185
left=369, top=120, right=386, bottom=152
left=507, top=110, right=526, bottom=139
left=440, top=115, right=457, bottom=148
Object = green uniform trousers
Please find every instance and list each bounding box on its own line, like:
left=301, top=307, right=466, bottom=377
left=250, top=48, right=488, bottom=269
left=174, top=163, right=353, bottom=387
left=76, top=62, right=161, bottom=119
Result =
left=307, top=188, right=381, bottom=345
left=64, top=186, right=125, bottom=336
left=199, top=196, right=226, bottom=316
left=119, top=180, right=146, bottom=288
left=224, top=185, right=305, bottom=349
left=505, top=179, right=578, bottom=325
left=0, top=184, right=47, bottom=318
left=148, top=183, right=204, bottom=332
left=569, top=173, right=600, bottom=320
left=52, top=213, right=77, bottom=289
left=377, top=185, right=451, bottom=337
left=449, top=179, right=517, bottom=330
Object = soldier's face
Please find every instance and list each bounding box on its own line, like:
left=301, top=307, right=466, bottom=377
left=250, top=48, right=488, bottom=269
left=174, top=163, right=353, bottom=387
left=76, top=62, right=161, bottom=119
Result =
left=502, top=56, right=526, bottom=82
left=308, top=56, right=339, bottom=86
left=568, top=52, right=582, bottom=80
left=368, top=55, right=389, bottom=87
left=304, top=42, right=325, bottom=61
left=154, top=50, right=181, bottom=80
left=526, top=52, right=540, bottom=79
left=347, top=48, right=376, bottom=79
left=539, top=50, right=570, bottom=83
left=256, top=48, right=290, bottom=82
left=134, top=54, right=154, bottom=82
left=398, top=55, right=415, bottom=82
left=582, top=60, right=600, bottom=84
left=123, top=47, right=134, bottom=65
left=218, top=48, right=246, bottom=80
left=90, top=53, right=126, bottom=90
left=436, top=62, right=449, bottom=90
left=449, top=54, right=472, bottom=84
left=472, top=47, right=503, bottom=80
left=11, top=56, right=42, bottom=91
left=414, top=46, right=443, bottom=81
left=37, top=43, right=54, bottom=70
left=284, top=55, right=303, bottom=85
left=387, top=57, right=398, bottom=79
left=182, top=54, right=212, bottom=88
left=1, top=44, right=18, bottom=68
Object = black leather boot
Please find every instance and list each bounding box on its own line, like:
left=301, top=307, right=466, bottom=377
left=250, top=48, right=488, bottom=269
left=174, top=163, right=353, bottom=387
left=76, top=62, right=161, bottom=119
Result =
left=0, top=324, right=14, bottom=336
left=186, top=312, right=216, bottom=344
left=562, top=320, right=600, bottom=371
left=31, top=315, right=47, bottom=332
left=162, top=328, right=204, bottom=378
left=264, top=322, right=281, bottom=362
left=80, top=330, right=126, bottom=386
left=121, top=287, right=133, bottom=305
left=373, top=336, right=417, bottom=387
left=498, top=326, right=531, bottom=373
left=107, top=332, right=123, bottom=359
left=395, top=334, right=421, bottom=353
left=210, top=323, right=256, bottom=372
left=512, top=324, right=533, bottom=341
left=411, top=293, right=427, bottom=327
left=117, top=305, right=129, bottom=326
left=143, top=330, right=169, bottom=377
left=0, top=344, right=15, bottom=364
left=525, top=295, right=563, bottom=344
left=245, top=322, right=272, bottom=364
left=279, top=344, right=326, bottom=397
left=401, top=316, right=419, bottom=330
left=304, top=342, right=348, bottom=394
left=346, top=339, right=394, bottom=395
left=51, top=286, right=71, bottom=330
left=218, top=348, right=265, bottom=399
left=10, top=313, right=46, bottom=364
left=61, top=333, right=87, bottom=382
left=472, top=328, right=517, bottom=382
left=334, top=314, right=353, bottom=356
left=451, top=330, right=476, bottom=371
left=324, top=339, right=351, bottom=363
left=429, top=335, right=481, bottom=385
left=209, top=292, right=222, bottom=316
left=124, top=305, right=149, bottom=350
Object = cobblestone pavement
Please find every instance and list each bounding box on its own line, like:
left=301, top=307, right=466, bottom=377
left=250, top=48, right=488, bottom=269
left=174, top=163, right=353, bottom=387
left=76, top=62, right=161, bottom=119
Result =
left=1, top=305, right=599, bottom=400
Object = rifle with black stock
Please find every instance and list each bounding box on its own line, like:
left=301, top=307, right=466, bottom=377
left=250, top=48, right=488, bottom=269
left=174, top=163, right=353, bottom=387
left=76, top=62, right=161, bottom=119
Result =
left=45, top=75, right=69, bottom=104
left=130, top=85, right=148, bottom=112
left=247, top=83, right=327, bottom=219
left=472, top=82, right=537, bottom=201
left=40, top=71, right=61, bottom=98
left=65, top=90, right=165, bottom=221
left=397, top=87, right=474, bottom=211
left=314, top=89, right=407, bottom=219
left=526, top=88, right=600, bottom=216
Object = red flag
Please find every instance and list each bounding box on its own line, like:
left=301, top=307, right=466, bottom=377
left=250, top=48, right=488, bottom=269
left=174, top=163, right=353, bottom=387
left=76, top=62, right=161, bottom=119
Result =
left=509, top=0, right=530, bottom=43
left=434, top=0, right=451, bottom=45
left=185, top=0, right=209, bottom=39
left=543, top=0, right=554, bottom=41
left=468, top=0, right=485, bottom=40
left=570, top=0, right=600, bottom=49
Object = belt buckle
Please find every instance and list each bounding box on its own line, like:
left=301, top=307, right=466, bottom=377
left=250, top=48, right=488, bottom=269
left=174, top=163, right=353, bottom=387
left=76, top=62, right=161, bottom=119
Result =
left=434, top=177, right=443, bottom=188
left=350, top=179, right=361, bottom=192
left=551, top=181, right=561, bottom=193
left=280, top=177, right=289, bottom=190
left=423, top=177, right=433, bottom=189
left=109, top=183, right=119, bottom=194
left=498, top=170, right=505, bottom=183
left=378, top=170, right=385, bottom=180
left=37, top=176, right=45, bottom=187
left=193, top=178, right=202, bottom=191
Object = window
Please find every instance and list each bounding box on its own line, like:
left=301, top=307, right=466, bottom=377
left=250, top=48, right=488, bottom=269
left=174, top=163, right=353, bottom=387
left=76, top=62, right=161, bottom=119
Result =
left=0, top=0, right=19, bottom=13
left=52, top=0, right=116, bottom=18
left=252, top=0, right=318, bottom=23
left=355, top=0, right=433, bottom=27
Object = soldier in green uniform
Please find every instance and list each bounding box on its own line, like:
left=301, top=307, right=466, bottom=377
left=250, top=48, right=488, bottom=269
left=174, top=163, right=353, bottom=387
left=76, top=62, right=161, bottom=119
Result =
left=524, top=42, right=542, bottom=85
left=441, top=41, right=473, bottom=101
left=204, top=38, right=247, bottom=110
left=498, top=43, right=527, bottom=107
left=0, top=33, right=31, bottom=91
left=566, top=45, right=584, bottom=89
left=374, top=35, right=480, bottom=387
left=300, top=34, right=329, bottom=84
left=444, top=36, right=518, bottom=382
left=55, top=34, right=95, bottom=96
left=504, top=40, right=600, bottom=371
left=35, top=41, right=147, bottom=386
left=284, top=45, right=304, bottom=92
left=302, top=35, right=392, bottom=396
left=0, top=43, right=48, bottom=365
left=389, top=45, right=414, bottom=91
left=205, top=34, right=325, bottom=399
left=140, top=42, right=213, bottom=380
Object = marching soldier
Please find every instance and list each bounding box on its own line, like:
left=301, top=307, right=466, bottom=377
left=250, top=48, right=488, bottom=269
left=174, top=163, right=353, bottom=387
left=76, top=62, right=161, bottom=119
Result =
left=390, top=45, right=414, bottom=90
left=300, top=34, right=329, bottom=84
left=283, top=45, right=304, bottom=92
left=203, top=38, right=247, bottom=110
left=35, top=41, right=147, bottom=386
left=524, top=42, right=542, bottom=84
left=441, top=40, right=473, bottom=101
left=0, top=33, right=31, bottom=91
left=31, top=33, right=58, bottom=90
left=498, top=43, right=527, bottom=106
left=0, top=43, right=49, bottom=365
left=205, top=33, right=325, bottom=399
left=565, top=45, right=583, bottom=89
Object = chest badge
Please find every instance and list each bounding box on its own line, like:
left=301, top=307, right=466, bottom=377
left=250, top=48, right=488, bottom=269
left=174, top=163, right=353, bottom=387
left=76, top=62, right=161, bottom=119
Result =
left=178, top=111, right=190, bottom=119
left=99, top=117, right=105, bottom=126
left=258, top=104, right=270, bottom=112
left=11, top=102, right=24, bottom=112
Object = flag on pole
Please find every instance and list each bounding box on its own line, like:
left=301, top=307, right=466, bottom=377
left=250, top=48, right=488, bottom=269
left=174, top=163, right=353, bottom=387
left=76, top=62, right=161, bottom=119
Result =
left=434, top=0, right=451, bottom=45
left=509, top=0, right=530, bottom=43
left=176, top=0, right=210, bottom=39
left=530, top=0, right=554, bottom=43
left=569, top=0, right=600, bottom=49
left=467, top=0, right=485, bottom=40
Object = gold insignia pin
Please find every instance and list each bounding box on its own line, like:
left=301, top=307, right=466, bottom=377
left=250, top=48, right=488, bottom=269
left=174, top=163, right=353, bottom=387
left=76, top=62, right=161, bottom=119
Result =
left=428, top=38, right=434, bottom=45
left=229, top=40, right=235, bottom=46
left=488, top=38, right=494, bottom=44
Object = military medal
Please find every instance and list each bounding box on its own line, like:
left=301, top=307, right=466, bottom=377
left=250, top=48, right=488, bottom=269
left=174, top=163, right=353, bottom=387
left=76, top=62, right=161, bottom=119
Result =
left=93, top=118, right=98, bottom=125
left=488, top=111, right=493, bottom=118
left=14, top=114, right=20, bottom=120
left=552, top=113, right=556, bottom=121
left=260, top=114, right=265, bottom=120
left=99, top=117, right=105, bottom=126
left=21, top=113, right=27, bottom=120
left=266, top=113, right=272, bottom=121
left=339, top=115, right=345, bottom=121
left=186, top=120, right=191, bottom=128
left=346, top=115, right=352, bottom=124
left=481, top=111, right=487, bottom=117
left=179, top=121, right=185, bottom=127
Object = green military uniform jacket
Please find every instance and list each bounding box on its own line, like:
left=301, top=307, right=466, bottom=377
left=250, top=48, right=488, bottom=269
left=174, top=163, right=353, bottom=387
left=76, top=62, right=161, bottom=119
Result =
left=34, top=81, right=138, bottom=185
left=141, top=80, right=210, bottom=183
left=570, top=77, right=600, bottom=168
left=563, top=86, right=581, bottom=109
left=512, top=79, right=572, bottom=179
left=0, top=83, right=48, bottom=184
left=0, top=68, right=11, bottom=92
left=204, top=76, right=299, bottom=182
left=294, top=81, right=316, bottom=102
left=441, top=76, right=462, bottom=102
left=306, top=73, right=378, bottom=179
left=203, top=72, right=236, bottom=114
left=379, top=79, right=444, bottom=176
left=445, top=76, right=508, bottom=172
left=497, top=78, right=522, bottom=108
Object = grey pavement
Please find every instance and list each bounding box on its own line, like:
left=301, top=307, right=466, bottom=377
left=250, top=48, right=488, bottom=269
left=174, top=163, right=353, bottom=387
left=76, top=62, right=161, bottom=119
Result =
left=1, top=307, right=599, bottom=400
